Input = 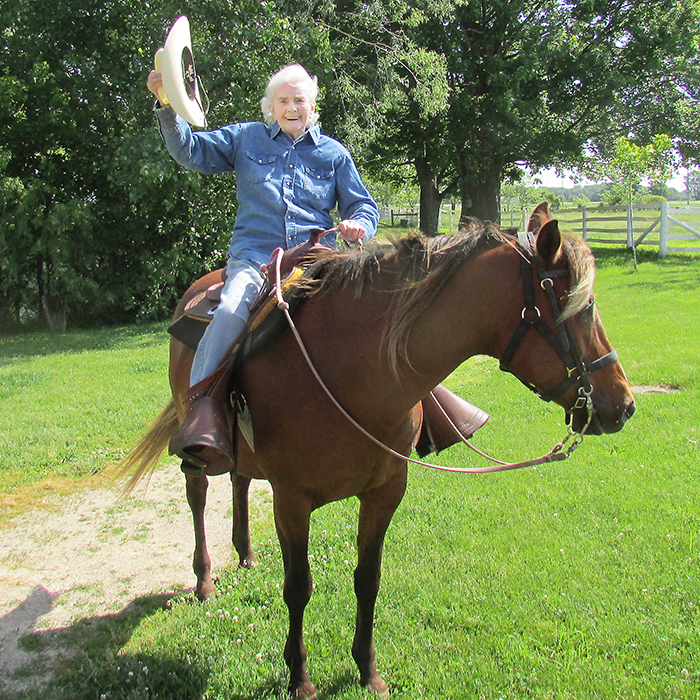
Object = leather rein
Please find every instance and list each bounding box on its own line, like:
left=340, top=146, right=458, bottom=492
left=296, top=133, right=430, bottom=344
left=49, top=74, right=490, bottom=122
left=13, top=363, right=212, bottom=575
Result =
left=268, top=235, right=616, bottom=474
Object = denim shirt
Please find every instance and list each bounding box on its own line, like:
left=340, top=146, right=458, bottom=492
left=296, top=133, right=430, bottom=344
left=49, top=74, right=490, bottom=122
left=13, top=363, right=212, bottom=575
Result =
left=155, top=107, right=379, bottom=267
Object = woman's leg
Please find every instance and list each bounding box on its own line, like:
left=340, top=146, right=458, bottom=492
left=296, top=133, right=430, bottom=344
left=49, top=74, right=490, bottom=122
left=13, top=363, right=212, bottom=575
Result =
left=170, top=258, right=264, bottom=472
left=190, top=258, right=264, bottom=386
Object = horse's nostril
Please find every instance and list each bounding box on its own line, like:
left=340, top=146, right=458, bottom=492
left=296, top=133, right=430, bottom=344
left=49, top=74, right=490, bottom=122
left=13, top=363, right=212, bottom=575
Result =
left=625, top=401, right=636, bottom=420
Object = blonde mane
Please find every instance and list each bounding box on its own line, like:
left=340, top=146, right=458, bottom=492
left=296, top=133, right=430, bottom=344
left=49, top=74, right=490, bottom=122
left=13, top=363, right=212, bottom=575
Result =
left=558, top=236, right=596, bottom=321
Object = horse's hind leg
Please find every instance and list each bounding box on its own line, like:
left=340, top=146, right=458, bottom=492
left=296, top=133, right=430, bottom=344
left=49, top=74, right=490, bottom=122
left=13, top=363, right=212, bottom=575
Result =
left=273, top=492, right=317, bottom=699
left=353, top=467, right=407, bottom=697
left=230, top=473, right=257, bottom=568
left=185, top=469, right=217, bottom=601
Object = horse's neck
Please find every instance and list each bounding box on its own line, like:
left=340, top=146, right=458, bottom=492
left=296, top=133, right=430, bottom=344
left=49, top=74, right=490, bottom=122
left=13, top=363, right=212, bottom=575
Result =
left=399, top=243, right=519, bottom=394
left=284, top=243, right=519, bottom=423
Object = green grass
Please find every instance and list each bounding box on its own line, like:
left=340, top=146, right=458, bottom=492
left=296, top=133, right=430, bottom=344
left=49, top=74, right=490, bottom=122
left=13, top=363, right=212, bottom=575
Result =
left=0, top=324, right=171, bottom=514
left=2, top=250, right=700, bottom=699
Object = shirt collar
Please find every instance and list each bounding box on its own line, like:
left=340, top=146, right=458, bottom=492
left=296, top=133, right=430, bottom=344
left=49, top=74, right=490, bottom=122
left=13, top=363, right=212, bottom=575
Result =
left=270, top=122, right=321, bottom=145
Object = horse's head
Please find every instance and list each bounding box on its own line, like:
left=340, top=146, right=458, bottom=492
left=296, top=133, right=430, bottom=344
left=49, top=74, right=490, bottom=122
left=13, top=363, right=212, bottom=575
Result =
left=500, top=206, right=635, bottom=435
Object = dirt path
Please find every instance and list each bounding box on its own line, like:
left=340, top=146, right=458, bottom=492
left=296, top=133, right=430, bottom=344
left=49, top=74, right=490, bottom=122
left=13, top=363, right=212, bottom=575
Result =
left=0, top=466, right=272, bottom=695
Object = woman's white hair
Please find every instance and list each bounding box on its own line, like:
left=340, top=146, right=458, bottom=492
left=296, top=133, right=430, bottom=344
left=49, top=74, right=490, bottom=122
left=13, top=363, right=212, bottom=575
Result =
left=260, top=64, right=319, bottom=127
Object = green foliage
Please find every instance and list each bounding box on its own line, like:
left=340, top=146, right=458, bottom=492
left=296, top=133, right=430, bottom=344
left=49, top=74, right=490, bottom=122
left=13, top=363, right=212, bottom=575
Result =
left=363, top=167, right=420, bottom=209
left=0, top=0, right=321, bottom=331
left=584, top=134, right=677, bottom=206
left=2, top=0, right=699, bottom=328
left=318, top=0, right=700, bottom=225
left=501, top=180, right=562, bottom=213
left=572, top=193, right=591, bottom=209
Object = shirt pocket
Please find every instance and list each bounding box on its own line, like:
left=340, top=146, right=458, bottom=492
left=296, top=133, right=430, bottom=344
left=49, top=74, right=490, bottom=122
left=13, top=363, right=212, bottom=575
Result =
left=303, top=165, right=335, bottom=200
left=243, top=152, right=277, bottom=184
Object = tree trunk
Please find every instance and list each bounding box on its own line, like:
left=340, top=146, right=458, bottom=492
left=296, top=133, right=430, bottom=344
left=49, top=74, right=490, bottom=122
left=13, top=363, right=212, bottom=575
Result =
left=37, top=254, right=67, bottom=332
left=41, top=297, right=67, bottom=333
left=459, top=165, right=502, bottom=225
left=415, top=156, right=443, bottom=235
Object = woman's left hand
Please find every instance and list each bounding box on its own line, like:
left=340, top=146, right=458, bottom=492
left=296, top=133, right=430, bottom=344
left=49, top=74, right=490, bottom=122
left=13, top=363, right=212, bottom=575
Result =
left=337, top=219, right=366, bottom=243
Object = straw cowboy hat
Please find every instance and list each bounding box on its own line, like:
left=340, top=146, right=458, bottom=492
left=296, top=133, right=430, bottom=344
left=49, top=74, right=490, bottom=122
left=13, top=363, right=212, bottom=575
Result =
left=154, top=16, right=208, bottom=127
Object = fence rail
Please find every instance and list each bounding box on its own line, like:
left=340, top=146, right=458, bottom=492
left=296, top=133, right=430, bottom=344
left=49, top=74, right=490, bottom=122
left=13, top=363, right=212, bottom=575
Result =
left=385, top=203, right=700, bottom=256
left=500, top=203, right=700, bottom=257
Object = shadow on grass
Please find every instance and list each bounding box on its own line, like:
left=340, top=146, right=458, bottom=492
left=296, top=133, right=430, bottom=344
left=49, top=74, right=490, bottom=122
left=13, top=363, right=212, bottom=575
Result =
left=0, top=323, right=168, bottom=365
left=1, top=586, right=209, bottom=700
left=224, top=668, right=365, bottom=700
left=1, top=586, right=362, bottom=700
left=319, top=670, right=364, bottom=698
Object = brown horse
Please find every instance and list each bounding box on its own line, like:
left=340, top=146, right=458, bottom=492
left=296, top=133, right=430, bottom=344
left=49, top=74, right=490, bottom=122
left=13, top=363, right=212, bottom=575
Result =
left=121, top=211, right=634, bottom=699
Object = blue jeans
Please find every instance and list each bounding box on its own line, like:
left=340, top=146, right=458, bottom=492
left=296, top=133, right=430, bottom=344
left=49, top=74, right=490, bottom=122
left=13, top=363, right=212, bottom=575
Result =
left=190, top=258, right=264, bottom=386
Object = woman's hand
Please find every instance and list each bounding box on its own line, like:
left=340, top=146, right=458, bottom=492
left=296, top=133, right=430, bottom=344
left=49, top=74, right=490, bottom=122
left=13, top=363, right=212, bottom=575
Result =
left=147, top=70, right=164, bottom=98
left=337, top=219, right=366, bottom=243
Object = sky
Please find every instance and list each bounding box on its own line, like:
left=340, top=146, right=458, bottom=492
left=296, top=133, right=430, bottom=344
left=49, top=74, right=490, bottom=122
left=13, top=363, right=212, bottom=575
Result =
left=532, top=167, right=687, bottom=191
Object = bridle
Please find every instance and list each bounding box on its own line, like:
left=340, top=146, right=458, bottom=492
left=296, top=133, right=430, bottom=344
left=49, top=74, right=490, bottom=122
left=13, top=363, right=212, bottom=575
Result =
left=499, top=234, right=618, bottom=426
left=267, top=234, right=618, bottom=474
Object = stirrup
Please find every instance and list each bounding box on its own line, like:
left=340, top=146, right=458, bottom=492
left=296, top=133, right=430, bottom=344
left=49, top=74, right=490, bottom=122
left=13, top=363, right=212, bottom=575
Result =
left=169, top=395, right=235, bottom=467
left=416, top=385, right=489, bottom=457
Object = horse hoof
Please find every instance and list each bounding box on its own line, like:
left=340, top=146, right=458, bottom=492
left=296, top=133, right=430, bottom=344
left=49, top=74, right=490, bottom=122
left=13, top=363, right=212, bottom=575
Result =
left=363, top=675, right=389, bottom=698
left=195, top=581, right=216, bottom=601
left=290, top=680, right=317, bottom=699
left=239, top=556, right=258, bottom=569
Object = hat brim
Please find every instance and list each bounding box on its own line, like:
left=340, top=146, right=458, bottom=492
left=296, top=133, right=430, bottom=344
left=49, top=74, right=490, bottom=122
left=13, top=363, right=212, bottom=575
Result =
left=158, top=16, right=207, bottom=128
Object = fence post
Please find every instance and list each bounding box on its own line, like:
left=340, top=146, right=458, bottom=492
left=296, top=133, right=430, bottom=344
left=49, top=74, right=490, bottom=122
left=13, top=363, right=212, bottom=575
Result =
left=627, top=203, right=634, bottom=248
left=660, top=201, right=669, bottom=258
left=582, top=206, right=588, bottom=241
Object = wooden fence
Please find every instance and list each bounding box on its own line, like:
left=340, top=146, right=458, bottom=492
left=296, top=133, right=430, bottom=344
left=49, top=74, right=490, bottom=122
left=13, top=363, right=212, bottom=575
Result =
left=500, top=203, right=700, bottom=257
left=385, top=203, right=700, bottom=256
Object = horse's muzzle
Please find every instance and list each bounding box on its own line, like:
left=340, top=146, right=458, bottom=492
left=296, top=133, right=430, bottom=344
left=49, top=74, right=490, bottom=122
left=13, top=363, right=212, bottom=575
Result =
left=573, top=398, right=635, bottom=435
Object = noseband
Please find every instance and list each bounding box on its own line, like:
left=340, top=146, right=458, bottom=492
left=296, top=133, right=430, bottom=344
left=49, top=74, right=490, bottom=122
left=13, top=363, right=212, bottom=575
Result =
left=499, top=237, right=618, bottom=420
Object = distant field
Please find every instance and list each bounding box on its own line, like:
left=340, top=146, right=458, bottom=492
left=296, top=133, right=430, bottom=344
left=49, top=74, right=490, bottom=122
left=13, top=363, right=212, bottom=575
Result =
left=554, top=203, right=700, bottom=254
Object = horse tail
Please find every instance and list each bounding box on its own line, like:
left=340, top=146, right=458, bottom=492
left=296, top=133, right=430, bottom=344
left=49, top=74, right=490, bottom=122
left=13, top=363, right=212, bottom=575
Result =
left=113, top=399, right=179, bottom=496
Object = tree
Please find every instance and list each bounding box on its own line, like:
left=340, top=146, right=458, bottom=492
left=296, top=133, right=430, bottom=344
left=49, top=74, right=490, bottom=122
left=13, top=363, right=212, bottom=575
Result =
left=317, top=0, right=700, bottom=228
left=688, top=171, right=700, bottom=201
left=1, top=0, right=194, bottom=328
left=4, top=0, right=700, bottom=328
left=297, top=0, right=451, bottom=233
left=501, top=179, right=562, bottom=215
left=583, top=134, right=676, bottom=206
left=0, top=0, right=314, bottom=330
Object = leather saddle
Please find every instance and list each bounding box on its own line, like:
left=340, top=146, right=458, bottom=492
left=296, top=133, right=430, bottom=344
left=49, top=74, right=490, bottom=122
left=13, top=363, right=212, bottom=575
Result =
left=168, top=230, right=329, bottom=352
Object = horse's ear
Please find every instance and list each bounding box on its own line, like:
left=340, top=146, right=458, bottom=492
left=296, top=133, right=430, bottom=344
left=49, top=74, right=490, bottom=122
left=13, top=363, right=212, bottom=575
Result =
left=535, top=219, right=562, bottom=264
left=527, top=201, right=551, bottom=233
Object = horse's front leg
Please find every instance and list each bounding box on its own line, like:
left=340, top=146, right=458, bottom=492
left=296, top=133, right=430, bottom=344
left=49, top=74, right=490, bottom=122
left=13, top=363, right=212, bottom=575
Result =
left=185, top=468, right=216, bottom=601
left=230, top=473, right=257, bottom=568
left=353, top=467, right=408, bottom=697
left=274, top=492, right=316, bottom=699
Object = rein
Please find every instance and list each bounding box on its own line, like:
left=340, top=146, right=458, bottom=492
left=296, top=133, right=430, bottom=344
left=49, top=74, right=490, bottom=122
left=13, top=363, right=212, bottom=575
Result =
left=268, top=238, right=602, bottom=474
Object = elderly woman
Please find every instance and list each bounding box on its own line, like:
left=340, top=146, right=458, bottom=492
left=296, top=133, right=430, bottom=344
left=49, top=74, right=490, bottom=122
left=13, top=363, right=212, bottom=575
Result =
left=147, top=63, right=379, bottom=468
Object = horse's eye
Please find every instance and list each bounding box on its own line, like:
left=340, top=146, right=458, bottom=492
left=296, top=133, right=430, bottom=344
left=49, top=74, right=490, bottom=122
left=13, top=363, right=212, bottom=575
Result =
left=581, top=298, right=596, bottom=317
